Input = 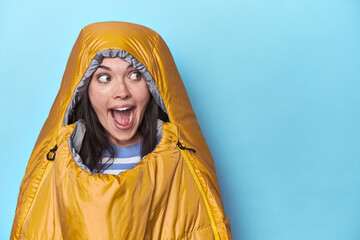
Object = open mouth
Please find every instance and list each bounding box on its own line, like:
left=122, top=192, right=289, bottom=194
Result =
left=110, top=106, right=135, bottom=129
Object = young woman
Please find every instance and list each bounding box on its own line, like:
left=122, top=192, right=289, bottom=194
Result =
left=72, top=57, right=167, bottom=174
left=11, top=22, right=232, bottom=239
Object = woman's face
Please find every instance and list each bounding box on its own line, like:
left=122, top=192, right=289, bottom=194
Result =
left=88, top=57, right=150, bottom=147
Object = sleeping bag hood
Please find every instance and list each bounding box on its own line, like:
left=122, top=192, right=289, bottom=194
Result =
left=11, top=21, right=232, bottom=240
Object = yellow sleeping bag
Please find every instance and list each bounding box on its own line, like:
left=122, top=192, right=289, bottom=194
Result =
left=11, top=21, right=232, bottom=240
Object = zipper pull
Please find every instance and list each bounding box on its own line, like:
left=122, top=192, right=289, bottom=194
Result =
left=46, top=144, right=58, bottom=161
left=177, top=141, right=196, bottom=153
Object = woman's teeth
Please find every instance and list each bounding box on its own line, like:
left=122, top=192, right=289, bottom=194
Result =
left=114, top=107, right=132, bottom=111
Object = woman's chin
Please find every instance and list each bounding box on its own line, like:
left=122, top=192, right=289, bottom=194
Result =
left=109, top=132, right=141, bottom=147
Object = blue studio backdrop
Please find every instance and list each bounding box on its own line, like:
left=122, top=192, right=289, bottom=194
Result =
left=1, top=0, right=359, bottom=239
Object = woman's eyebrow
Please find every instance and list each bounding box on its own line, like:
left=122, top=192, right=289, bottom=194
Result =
left=98, top=65, right=111, bottom=70
left=126, top=64, right=135, bottom=70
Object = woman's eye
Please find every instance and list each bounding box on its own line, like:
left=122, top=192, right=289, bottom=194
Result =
left=98, top=75, right=111, bottom=83
left=129, top=72, right=142, bottom=80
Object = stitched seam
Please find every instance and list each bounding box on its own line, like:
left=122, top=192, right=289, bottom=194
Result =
left=149, top=33, right=161, bottom=78
left=150, top=33, right=161, bottom=57
left=179, top=149, right=220, bottom=240
left=18, top=158, right=53, bottom=238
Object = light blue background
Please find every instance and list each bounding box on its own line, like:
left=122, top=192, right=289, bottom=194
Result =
left=1, top=0, right=359, bottom=239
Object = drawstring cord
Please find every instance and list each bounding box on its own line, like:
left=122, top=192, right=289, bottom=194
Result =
left=46, top=144, right=58, bottom=161
left=177, top=141, right=196, bottom=153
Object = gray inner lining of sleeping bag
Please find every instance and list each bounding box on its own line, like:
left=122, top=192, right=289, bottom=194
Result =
left=64, top=49, right=168, bottom=174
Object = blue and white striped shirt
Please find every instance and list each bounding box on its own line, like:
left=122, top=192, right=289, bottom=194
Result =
left=100, top=141, right=142, bottom=175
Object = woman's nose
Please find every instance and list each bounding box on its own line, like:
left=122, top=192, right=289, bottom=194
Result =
left=114, top=80, right=131, bottom=99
